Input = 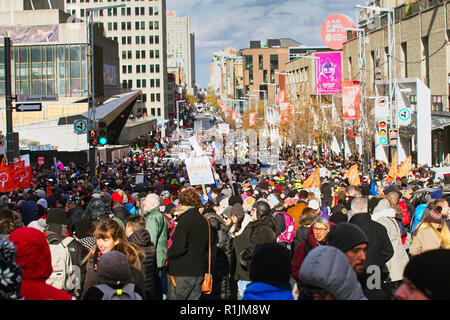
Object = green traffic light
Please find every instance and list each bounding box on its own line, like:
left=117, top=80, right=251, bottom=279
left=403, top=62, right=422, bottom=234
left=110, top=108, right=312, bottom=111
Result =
left=99, top=137, right=107, bottom=145
left=380, top=137, right=387, bottom=144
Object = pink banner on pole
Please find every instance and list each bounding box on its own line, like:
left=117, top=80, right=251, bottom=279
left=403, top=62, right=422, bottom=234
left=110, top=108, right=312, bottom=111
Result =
left=315, top=52, right=342, bottom=95
left=342, top=81, right=361, bottom=120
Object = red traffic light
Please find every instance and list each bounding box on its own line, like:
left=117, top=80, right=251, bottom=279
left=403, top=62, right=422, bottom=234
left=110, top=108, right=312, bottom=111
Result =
left=379, top=121, right=387, bottom=128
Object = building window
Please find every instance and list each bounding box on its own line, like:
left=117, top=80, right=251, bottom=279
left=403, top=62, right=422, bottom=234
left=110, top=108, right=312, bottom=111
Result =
left=245, top=55, right=253, bottom=69
left=432, top=95, right=443, bottom=112
left=249, top=69, right=253, bottom=85
left=270, top=54, right=278, bottom=69
left=263, top=70, right=268, bottom=83
left=259, top=55, right=263, bottom=69
left=149, top=21, right=153, bottom=30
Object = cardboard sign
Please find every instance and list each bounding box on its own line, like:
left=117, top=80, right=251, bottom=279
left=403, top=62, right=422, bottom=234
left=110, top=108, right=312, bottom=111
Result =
left=185, top=157, right=215, bottom=186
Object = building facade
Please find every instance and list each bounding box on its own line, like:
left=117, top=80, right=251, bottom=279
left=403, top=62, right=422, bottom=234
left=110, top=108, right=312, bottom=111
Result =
left=166, top=10, right=195, bottom=94
left=65, top=0, right=168, bottom=120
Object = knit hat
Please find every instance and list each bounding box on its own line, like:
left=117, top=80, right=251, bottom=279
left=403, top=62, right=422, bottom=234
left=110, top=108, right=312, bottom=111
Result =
left=67, top=195, right=81, bottom=206
left=430, top=189, right=443, bottom=199
left=111, top=192, right=123, bottom=203
left=250, top=242, right=291, bottom=284
left=230, top=203, right=245, bottom=219
left=96, top=251, right=131, bottom=286
left=425, top=206, right=443, bottom=223
left=228, top=195, right=243, bottom=206
left=89, top=197, right=111, bottom=220
left=46, top=208, right=68, bottom=225
left=0, top=237, right=22, bottom=300
left=35, top=189, right=46, bottom=199
left=221, top=206, right=232, bottom=218
left=36, top=198, right=48, bottom=209
left=403, top=249, right=450, bottom=299
left=328, top=223, right=369, bottom=253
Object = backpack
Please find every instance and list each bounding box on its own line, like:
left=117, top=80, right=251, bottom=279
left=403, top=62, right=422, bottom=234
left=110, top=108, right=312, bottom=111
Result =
left=95, top=283, right=143, bottom=300
left=46, top=236, right=77, bottom=292
left=274, top=211, right=296, bottom=243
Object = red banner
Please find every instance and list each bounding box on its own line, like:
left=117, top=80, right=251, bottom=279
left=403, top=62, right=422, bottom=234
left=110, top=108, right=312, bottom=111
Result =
left=13, top=166, right=32, bottom=189
left=342, top=81, right=360, bottom=120
left=0, top=157, right=32, bottom=191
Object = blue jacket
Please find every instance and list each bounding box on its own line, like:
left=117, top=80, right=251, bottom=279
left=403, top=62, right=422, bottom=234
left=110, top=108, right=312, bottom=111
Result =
left=411, top=203, right=427, bottom=233
left=242, top=282, right=294, bottom=300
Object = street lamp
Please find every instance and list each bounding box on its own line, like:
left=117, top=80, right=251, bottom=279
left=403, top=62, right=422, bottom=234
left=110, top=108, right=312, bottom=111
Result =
left=85, top=3, right=126, bottom=178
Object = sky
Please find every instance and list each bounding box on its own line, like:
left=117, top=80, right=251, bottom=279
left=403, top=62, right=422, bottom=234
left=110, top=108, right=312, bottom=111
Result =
left=166, top=0, right=364, bottom=89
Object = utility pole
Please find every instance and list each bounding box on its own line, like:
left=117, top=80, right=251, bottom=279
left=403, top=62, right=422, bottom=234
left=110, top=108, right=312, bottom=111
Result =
left=4, top=37, right=14, bottom=164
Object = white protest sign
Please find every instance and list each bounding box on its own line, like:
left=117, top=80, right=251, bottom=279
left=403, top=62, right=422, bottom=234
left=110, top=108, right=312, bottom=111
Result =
left=185, top=157, right=215, bottom=185
left=135, top=173, right=144, bottom=184
left=189, top=136, right=204, bottom=156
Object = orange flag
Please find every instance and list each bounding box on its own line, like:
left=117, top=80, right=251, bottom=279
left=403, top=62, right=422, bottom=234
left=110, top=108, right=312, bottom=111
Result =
left=344, top=164, right=361, bottom=186
left=303, top=168, right=321, bottom=189
left=13, top=166, right=32, bottom=189
left=0, top=164, right=15, bottom=192
left=386, top=151, right=398, bottom=184
left=397, top=155, right=412, bottom=178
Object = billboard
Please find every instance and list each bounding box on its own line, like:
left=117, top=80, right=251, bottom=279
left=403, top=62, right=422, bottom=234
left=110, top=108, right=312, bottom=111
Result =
left=321, top=14, right=356, bottom=50
left=342, top=81, right=361, bottom=120
left=315, top=52, right=342, bottom=95
left=0, top=25, right=59, bottom=44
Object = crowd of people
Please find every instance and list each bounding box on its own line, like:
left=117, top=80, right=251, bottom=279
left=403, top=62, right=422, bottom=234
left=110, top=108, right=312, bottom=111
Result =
left=0, top=137, right=449, bottom=301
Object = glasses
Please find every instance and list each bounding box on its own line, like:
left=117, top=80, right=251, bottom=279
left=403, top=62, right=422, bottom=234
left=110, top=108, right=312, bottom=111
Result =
left=313, top=227, right=328, bottom=232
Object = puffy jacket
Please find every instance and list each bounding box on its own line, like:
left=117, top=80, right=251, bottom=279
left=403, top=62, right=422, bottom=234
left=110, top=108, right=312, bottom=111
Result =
left=411, top=203, right=427, bottom=233
left=287, top=202, right=307, bottom=231
left=144, top=207, right=168, bottom=268
left=9, top=227, right=74, bottom=300
left=128, top=229, right=157, bottom=300
left=299, top=246, right=367, bottom=300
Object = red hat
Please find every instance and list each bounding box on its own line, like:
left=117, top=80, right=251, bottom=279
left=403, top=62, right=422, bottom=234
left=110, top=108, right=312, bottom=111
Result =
left=111, top=192, right=123, bottom=203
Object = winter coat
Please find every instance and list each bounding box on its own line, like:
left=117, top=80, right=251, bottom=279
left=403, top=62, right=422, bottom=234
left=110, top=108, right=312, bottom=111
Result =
left=272, top=209, right=286, bottom=238
left=9, top=227, right=74, bottom=300
left=287, top=202, right=307, bottom=231
left=230, top=214, right=253, bottom=281
left=371, top=208, right=409, bottom=282
left=298, top=246, right=367, bottom=300
left=203, top=212, right=234, bottom=300
left=167, top=207, right=209, bottom=277
left=291, top=225, right=321, bottom=284
left=293, top=225, right=309, bottom=253
left=329, top=203, right=348, bottom=224
left=410, top=222, right=450, bottom=256
left=144, top=207, right=168, bottom=268
left=67, top=206, right=84, bottom=236
left=19, top=201, right=39, bottom=227
left=239, top=215, right=277, bottom=271
left=349, top=213, right=394, bottom=281
left=128, top=229, right=157, bottom=300
left=242, top=282, right=294, bottom=300
left=411, top=203, right=427, bottom=233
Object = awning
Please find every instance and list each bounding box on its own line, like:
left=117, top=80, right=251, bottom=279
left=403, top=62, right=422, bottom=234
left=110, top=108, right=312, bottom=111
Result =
left=432, top=112, right=450, bottom=130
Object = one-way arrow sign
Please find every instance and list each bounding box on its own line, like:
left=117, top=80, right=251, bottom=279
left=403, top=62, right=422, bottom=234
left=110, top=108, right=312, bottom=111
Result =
left=15, top=103, right=42, bottom=112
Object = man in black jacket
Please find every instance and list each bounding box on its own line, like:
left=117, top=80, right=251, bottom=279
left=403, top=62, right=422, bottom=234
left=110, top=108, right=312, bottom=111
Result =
left=349, top=197, right=394, bottom=300
left=167, top=188, right=209, bottom=300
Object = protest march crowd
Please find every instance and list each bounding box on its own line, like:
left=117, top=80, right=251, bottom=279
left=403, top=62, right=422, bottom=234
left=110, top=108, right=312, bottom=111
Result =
left=0, top=134, right=449, bottom=301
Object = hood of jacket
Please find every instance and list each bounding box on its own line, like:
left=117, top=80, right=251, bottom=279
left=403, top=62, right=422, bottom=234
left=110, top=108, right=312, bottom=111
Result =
left=19, top=201, right=38, bottom=226
left=128, top=228, right=153, bottom=247
left=9, top=227, right=52, bottom=281
left=204, top=212, right=226, bottom=231
left=371, top=207, right=396, bottom=222
left=242, top=282, right=294, bottom=300
left=299, top=246, right=367, bottom=300
left=230, top=214, right=253, bottom=238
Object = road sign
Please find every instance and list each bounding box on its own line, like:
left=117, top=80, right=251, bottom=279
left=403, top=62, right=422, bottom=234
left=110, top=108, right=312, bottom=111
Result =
left=398, top=108, right=411, bottom=125
left=74, top=119, right=87, bottom=134
left=15, top=103, right=42, bottom=112
left=16, top=94, right=58, bottom=102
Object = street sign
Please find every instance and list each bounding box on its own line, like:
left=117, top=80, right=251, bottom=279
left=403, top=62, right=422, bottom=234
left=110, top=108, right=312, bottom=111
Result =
left=375, top=96, right=389, bottom=121
left=74, top=119, right=87, bottom=134
left=15, top=103, right=42, bottom=112
left=398, top=108, right=411, bottom=125
left=16, top=94, right=58, bottom=102
left=37, top=156, right=44, bottom=166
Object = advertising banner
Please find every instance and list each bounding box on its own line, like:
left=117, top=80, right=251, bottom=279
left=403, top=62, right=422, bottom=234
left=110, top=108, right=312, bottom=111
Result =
left=315, top=52, right=342, bottom=95
left=321, top=14, right=356, bottom=50
left=342, top=80, right=361, bottom=120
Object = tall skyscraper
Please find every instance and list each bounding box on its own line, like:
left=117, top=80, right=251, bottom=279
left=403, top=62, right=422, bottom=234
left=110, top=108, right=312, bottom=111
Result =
left=64, top=0, right=168, bottom=119
left=166, top=10, right=195, bottom=94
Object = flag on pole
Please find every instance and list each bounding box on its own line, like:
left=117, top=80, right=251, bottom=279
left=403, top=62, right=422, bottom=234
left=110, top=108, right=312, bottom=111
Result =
left=303, top=168, right=321, bottom=189
left=386, top=151, right=398, bottom=184
left=344, top=164, right=361, bottom=186
left=397, top=155, right=412, bottom=178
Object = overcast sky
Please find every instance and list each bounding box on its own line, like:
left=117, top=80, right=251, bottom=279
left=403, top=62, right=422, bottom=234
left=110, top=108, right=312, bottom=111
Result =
left=166, top=0, right=364, bottom=89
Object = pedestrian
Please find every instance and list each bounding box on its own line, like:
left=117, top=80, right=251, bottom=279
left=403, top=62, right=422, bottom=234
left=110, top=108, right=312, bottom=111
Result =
left=329, top=189, right=348, bottom=224
left=81, top=218, right=145, bottom=299
left=243, top=242, right=293, bottom=300
left=0, top=208, right=24, bottom=235
left=298, top=246, right=367, bottom=300
left=166, top=187, right=209, bottom=300
left=125, top=214, right=158, bottom=300
left=0, top=237, right=23, bottom=300
left=66, top=195, right=83, bottom=236
left=291, top=216, right=331, bottom=299
left=140, top=193, right=168, bottom=299
left=292, top=207, right=318, bottom=253
left=409, top=202, right=450, bottom=255
left=9, top=227, right=75, bottom=300
left=348, top=197, right=394, bottom=300
left=286, top=190, right=309, bottom=232
left=395, top=249, right=450, bottom=300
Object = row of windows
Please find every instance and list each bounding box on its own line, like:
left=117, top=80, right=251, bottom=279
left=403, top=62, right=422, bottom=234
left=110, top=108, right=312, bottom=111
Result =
left=118, top=35, right=159, bottom=45
left=245, top=54, right=279, bottom=70
left=75, top=5, right=159, bottom=18
left=122, top=64, right=160, bottom=73
left=121, top=50, right=160, bottom=59
left=129, top=78, right=161, bottom=88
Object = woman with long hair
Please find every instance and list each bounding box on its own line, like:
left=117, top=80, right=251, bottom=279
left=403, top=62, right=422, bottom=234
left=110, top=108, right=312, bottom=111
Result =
left=81, top=218, right=145, bottom=298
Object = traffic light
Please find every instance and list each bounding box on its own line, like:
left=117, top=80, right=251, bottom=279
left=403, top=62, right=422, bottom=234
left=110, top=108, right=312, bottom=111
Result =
left=389, top=128, right=398, bottom=145
left=97, top=120, right=108, bottom=145
left=88, top=129, right=97, bottom=146
left=378, top=121, right=388, bottom=145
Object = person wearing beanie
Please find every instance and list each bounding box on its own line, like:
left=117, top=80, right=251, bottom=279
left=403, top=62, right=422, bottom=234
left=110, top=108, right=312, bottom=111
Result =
left=228, top=195, right=243, bottom=207
left=410, top=203, right=450, bottom=256
left=0, top=237, right=23, bottom=300
left=242, top=242, right=293, bottom=300
left=298, top=246, right=367, bottom=300
left=45, top=208, right=69, bottom=236
left=9, top=227, right=74, bottom=300
left=66, top=195, right=84, bottom=236
left=395, top=249, right=450, bottom=300
left=83, top=251, right=143, bottom=300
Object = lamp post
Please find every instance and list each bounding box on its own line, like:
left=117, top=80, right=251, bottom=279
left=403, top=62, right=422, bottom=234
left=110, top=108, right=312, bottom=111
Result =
left=85, top=4, right=125, bottom=178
